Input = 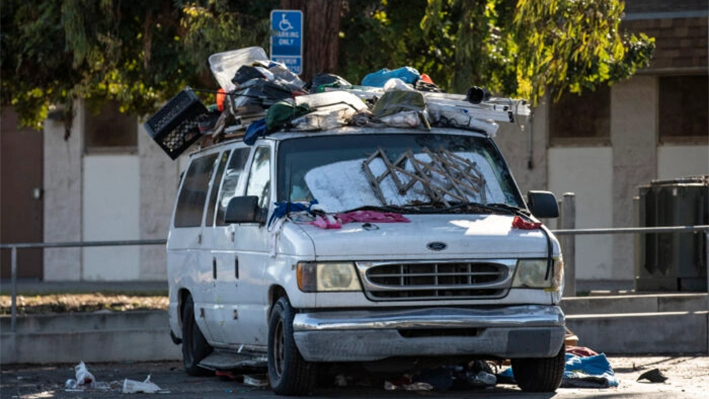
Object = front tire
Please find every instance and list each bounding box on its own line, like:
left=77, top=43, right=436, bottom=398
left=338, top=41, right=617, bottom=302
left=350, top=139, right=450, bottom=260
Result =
left=268, top=297, right=317, bottom=396
left=181, top=294, right=213, bottom=376
left=512, top=344, right=566, bottom=392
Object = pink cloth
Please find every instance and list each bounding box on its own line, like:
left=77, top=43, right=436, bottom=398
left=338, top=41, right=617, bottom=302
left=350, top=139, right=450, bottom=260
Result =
left=310, top=214, right=341, bottom=229
left=336, top=210, right=410, bottom=224
left=310, top=211, right=410, bottom=229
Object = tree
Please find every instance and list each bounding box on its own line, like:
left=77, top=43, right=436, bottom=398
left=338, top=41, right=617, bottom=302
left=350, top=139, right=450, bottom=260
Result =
left=419, top=0, right=655, bottom=104
left=1, top=0, right=654, bottom=130
left=279, top=0, right=342, bottom=82
left=1, top=0, right=277, bottom=130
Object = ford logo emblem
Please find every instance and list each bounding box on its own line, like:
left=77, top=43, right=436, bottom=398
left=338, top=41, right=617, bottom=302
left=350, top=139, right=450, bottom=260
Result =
left=427, top=242, right=447, bottom=251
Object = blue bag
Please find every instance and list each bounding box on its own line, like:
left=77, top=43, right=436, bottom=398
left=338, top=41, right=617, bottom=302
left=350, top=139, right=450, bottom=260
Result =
left=361, top=67, right=420, bottom=87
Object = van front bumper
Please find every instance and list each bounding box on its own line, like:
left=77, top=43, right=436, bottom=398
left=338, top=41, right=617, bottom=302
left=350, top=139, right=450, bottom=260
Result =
left=292, top=305, right=565, bottom=362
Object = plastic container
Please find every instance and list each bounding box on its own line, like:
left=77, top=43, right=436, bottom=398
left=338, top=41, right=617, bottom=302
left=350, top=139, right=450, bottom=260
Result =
left=144, top=88, right=208, bottom=159
left=209, top=47, right=269, bottom=92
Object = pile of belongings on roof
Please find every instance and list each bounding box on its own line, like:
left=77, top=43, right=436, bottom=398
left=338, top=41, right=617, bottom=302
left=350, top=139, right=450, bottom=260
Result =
left=144, top=46, right=529, bottom=159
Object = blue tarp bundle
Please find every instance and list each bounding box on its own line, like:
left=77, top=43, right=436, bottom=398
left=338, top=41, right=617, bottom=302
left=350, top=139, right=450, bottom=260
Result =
left=499, top=353, right=619, bottom=388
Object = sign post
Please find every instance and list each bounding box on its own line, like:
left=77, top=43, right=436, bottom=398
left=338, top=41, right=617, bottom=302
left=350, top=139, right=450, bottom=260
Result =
left=270, top=10, right=303, bottom=75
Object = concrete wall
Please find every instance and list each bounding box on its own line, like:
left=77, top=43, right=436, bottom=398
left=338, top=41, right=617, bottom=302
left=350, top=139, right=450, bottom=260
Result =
left=611, top=77, right=659, bottom=281
left=43, top=103, right=187, bottom=282
left=43, top=103, right=83, bottom=281
left=548, top=147, right=614, bottom=280
left=82, top=155, right=141, bottom=280
left=657, top=145, right=709, bottom=179
left=138, top=125, right=182, bottom=280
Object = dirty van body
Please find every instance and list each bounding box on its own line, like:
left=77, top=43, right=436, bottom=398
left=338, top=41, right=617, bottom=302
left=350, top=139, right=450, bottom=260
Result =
left=166, top=127, right=565, bottom=395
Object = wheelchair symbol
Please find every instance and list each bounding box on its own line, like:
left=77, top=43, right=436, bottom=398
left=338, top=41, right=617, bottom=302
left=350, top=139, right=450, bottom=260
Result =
left=279, top=14, right=294, bottom=31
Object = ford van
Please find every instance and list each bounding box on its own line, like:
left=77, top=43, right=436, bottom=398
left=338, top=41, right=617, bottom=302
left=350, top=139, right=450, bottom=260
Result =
left=166, top=112, right=565, bottom=395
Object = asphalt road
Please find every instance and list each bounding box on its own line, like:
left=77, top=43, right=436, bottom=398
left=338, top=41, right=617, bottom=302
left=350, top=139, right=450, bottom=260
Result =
left=2, top=356, right=708, bottom=399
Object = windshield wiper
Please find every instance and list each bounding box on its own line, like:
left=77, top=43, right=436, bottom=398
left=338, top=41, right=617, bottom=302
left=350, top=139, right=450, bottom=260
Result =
left=484, top=203, right=531, bottom=217
left=442, top=202, right=529, bottom=216
left=342, top=203, right=446, bottom=215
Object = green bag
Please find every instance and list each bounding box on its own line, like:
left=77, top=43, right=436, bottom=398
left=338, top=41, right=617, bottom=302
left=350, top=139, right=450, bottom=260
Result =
left=265, top=101, right=311, bottom=132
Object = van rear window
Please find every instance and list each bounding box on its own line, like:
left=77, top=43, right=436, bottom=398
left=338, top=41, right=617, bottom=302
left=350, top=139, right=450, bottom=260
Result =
left=174, top=154, right=218, bottom=227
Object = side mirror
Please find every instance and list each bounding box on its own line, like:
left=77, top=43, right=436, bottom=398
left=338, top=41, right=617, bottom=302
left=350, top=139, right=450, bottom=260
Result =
left=527, top=191, right=559, bottom=219
left=224, top=196, right=264, bottom=224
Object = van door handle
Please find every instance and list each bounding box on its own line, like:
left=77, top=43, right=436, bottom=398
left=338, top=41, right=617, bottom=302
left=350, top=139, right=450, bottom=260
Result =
left=212, top=258, right=217, bottom=279
left=235, top=257, right=239, bottom=279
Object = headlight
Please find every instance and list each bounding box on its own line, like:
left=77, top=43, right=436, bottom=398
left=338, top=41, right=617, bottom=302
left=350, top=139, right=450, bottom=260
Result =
left=512, top=258, right=564, bottom=290
left=296, top=262, right=362, bottom=292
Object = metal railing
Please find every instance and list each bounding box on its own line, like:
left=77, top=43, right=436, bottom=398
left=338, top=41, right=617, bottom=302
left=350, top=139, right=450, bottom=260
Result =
left=2, top=226, right=708, bottom=334
left=0, top=239, right=166, bottom=333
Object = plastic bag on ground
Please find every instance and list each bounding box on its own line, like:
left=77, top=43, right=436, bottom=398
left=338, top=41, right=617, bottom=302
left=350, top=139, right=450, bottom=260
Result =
left=122, top=375, right=163, bottom=394
left=74, top=361, right=95, bottom=387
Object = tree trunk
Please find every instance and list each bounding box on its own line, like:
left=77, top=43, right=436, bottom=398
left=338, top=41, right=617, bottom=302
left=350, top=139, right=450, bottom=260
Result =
left=279, top=0, right=342, bottom=83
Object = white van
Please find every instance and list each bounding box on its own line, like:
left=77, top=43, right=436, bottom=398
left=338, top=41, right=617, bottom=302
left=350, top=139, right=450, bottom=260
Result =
left=166, top=103, right=565, bottom=396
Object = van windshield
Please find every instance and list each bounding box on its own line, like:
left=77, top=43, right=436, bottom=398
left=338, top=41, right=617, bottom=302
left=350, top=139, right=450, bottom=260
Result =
left=276, top=133, right=524, bottom=213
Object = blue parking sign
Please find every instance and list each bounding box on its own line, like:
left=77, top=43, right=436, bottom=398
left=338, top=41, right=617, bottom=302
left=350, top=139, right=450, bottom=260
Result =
left=270, top=10, right=303, bottom=75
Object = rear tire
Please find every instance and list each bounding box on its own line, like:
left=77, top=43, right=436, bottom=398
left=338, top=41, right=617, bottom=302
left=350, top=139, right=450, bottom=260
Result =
left=181, top=294, right=213, bottom=376
left=512, top=344, right=566, bottom=392
left=268, top=297, right=317, bottom=396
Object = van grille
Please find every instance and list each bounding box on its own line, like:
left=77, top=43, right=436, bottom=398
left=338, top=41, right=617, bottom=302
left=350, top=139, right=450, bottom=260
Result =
left=361, top=261, right=510, bottom=301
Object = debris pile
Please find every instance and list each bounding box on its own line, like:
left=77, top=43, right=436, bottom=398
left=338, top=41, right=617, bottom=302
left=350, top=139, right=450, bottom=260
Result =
left=144, top=46, right=529, bottom=160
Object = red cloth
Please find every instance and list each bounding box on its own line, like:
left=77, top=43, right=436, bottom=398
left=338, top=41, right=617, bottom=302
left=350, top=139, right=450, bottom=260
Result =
left=512, top=215, right=542, bottom=230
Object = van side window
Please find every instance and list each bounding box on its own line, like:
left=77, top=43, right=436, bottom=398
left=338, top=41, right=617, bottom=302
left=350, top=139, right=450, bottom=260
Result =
left=246, top=146, right=271, bottom=210
left=174, top=153, right=219, bottom=227
left=216, top=148, right=251, bottom=226
left=205, top=150, right=231, bottom=226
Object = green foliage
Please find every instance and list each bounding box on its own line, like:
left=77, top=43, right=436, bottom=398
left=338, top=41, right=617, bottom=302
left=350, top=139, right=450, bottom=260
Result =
left=416, top=0, right=654, bottom=104
left=1, top=0, right=654, bottom=130
left=512, top=0, right=655, bottom=104
left=1, top=0, right=277, bottom=129
left=341, top=0, right=653, bottom=105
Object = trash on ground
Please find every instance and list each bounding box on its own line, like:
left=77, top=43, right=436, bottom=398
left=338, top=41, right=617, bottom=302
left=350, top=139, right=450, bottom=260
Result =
left=65, top=362, right=112, bottom=391
left=498, top=351, right=619, bottom=389
left=243, top=374, right=269, bottom=387
left=122, top=374, right=168, bottom=394
left=384, top=380, right=434, bottom=391
left=74, top=361, right=95, bottom=386
left=637, top=368, right=668, bottom=383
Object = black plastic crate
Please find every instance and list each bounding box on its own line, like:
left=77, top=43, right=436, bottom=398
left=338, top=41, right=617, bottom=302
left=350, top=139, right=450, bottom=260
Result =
left=144, top=89, right=208, bottom=159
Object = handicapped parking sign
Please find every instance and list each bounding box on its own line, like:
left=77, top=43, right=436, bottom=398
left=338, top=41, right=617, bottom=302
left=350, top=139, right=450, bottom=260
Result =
left=270, top=10, right=303, bottom=75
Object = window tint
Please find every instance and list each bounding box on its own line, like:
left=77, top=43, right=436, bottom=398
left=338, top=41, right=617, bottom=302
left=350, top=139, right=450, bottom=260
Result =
left=205, top=150, right=231, bottom=226
left=246, top=146, right=271, bottom=210
left=174, top=154, right=218, bottom=227
left=216, top=148, right=251, bottom=226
